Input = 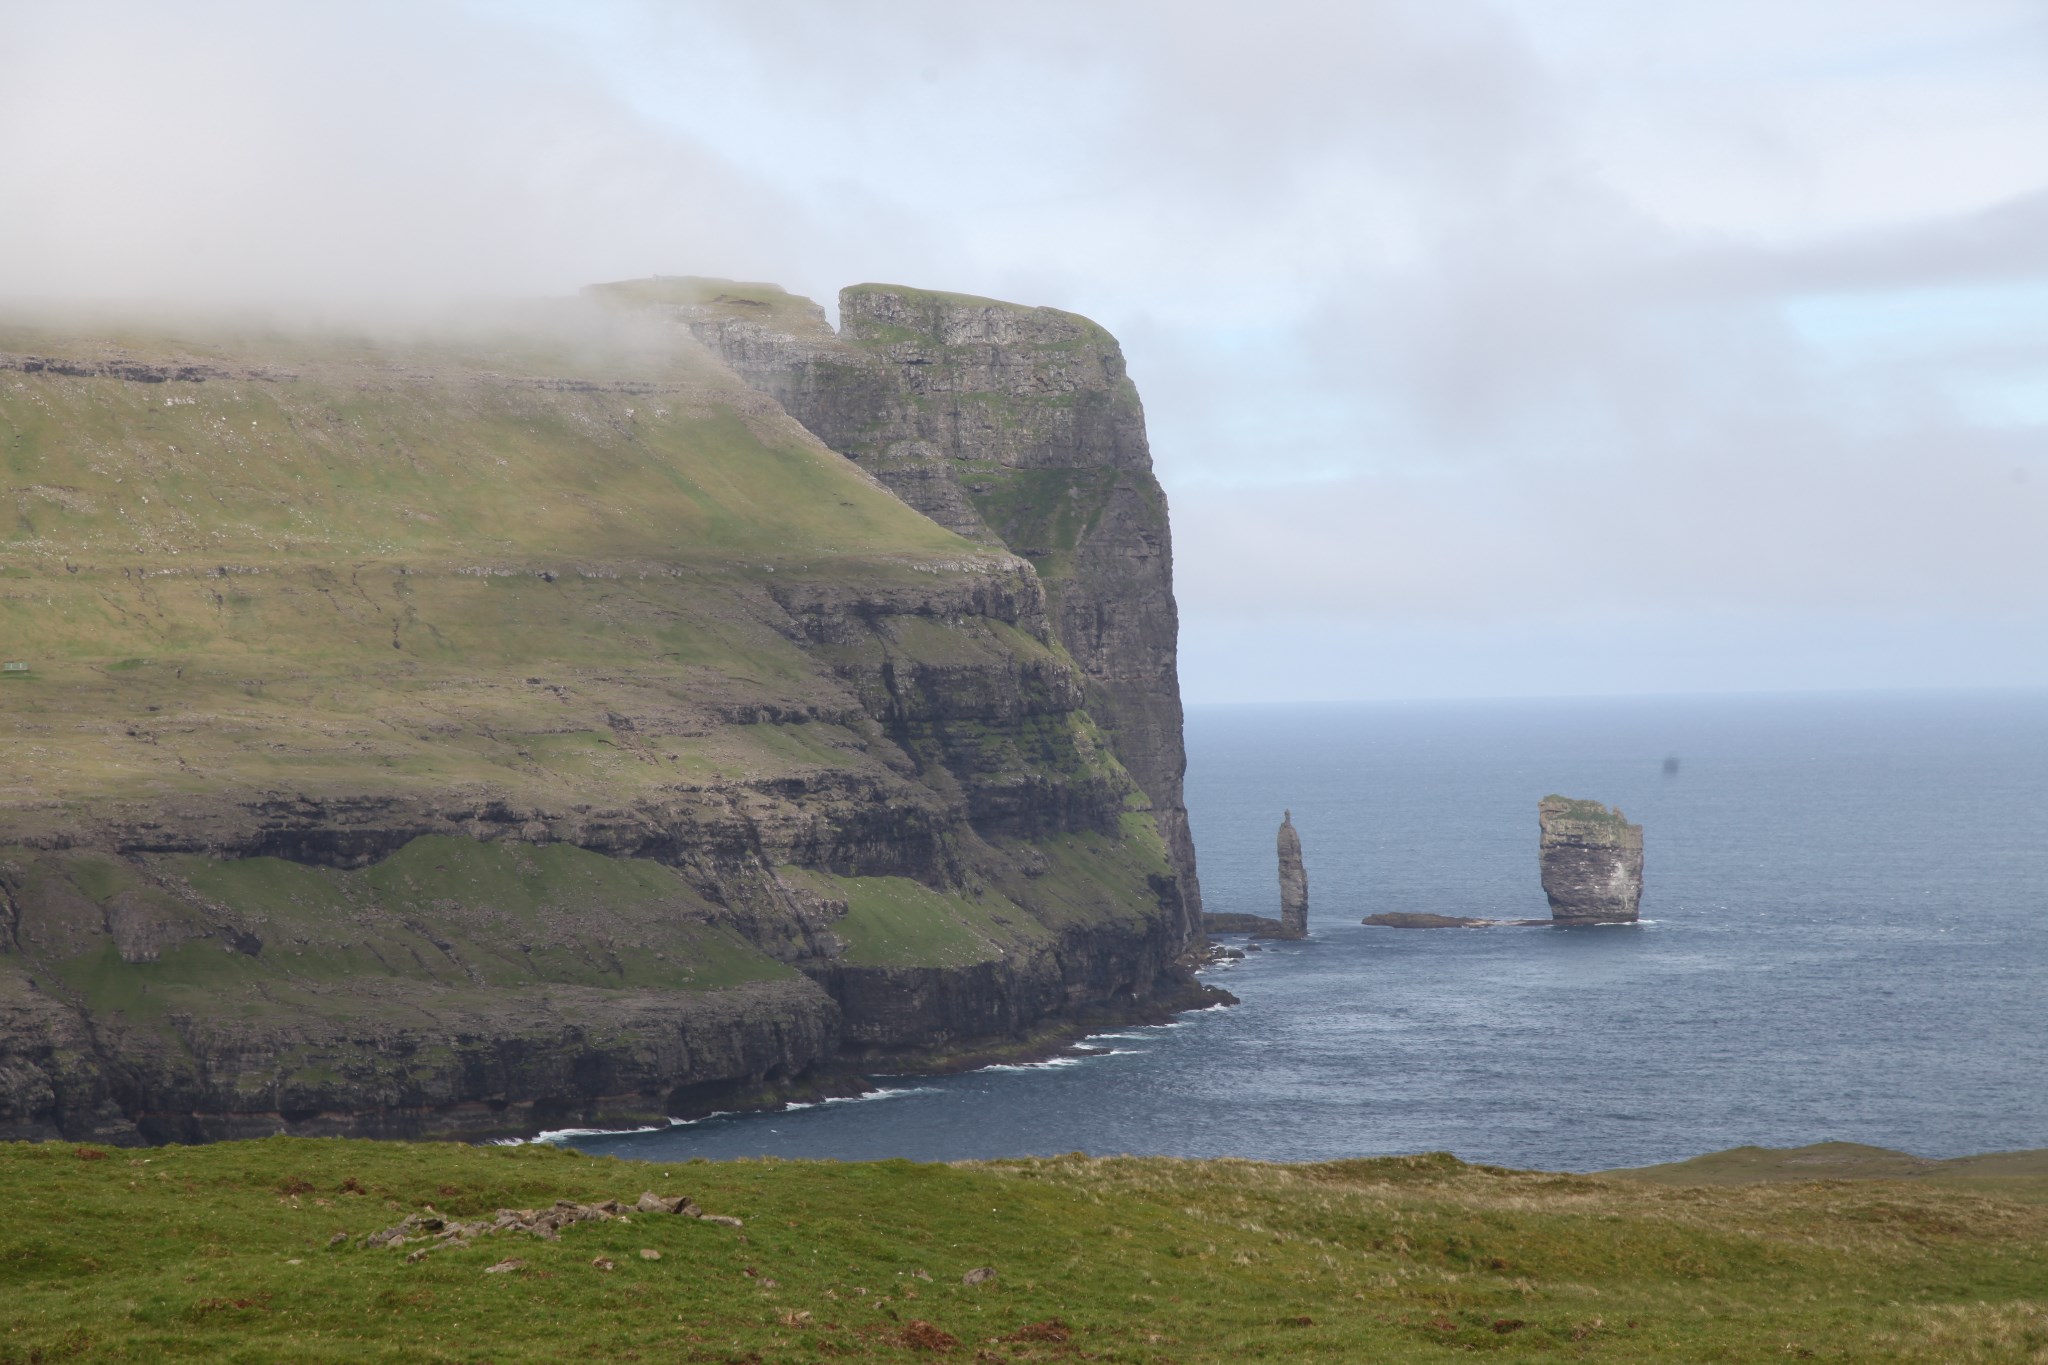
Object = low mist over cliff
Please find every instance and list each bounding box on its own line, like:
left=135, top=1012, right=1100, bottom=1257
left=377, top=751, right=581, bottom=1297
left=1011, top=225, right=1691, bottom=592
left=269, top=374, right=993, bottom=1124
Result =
left=0, top=283, right=1214, bottom=1142
left=6, top=2, right=2044, bottom=699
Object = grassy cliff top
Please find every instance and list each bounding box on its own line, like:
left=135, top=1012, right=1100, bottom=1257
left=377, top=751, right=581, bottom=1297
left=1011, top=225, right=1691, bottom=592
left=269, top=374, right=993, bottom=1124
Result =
left=581, top=277, right=834, bottom=335
left=1539, top=795, right=1640, bottom=838
left=0, top=1137, right=2041, bottom=1362
left=1611, top=1140, right=2048, bottom=1196
left=838, top=282, right=1115, bottom=350
left=0, top=304, right=1013, bottom=815
left=1, top=303, right=960, bottom=566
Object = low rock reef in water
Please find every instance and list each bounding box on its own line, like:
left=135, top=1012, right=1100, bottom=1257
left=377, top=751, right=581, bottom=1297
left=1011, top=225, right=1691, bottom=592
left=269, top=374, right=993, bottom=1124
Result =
left=1362, top=912, right=1549, bottom=929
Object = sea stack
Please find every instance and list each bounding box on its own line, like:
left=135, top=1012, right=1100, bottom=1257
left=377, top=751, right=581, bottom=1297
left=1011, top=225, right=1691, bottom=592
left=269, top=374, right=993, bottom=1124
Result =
left=1277, top=810, right=1309, bottom=938
left=1538, top=795, right=1643, bottom=924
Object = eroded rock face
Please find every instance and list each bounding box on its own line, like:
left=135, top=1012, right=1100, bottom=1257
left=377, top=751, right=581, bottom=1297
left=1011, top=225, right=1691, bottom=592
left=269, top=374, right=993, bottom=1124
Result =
left=1538, top=796, right=1643, bottom=924
left=1277, top=811, right=1308, bottom=938
left=644, top=279, right=1205, bottom=944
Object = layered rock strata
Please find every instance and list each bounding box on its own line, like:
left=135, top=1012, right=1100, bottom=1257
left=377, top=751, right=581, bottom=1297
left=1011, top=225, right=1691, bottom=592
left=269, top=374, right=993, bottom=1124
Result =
left=612, top=279, right=1204, bottom=944
left=1538, top=796, right=1644, bottom=924
left=0, top=297, right=1219, bottom=1143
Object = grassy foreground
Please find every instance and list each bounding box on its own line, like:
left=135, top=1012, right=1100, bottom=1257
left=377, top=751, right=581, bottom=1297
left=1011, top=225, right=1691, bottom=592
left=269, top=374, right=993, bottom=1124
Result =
left=3, top=1140, right=2045, bottom=1363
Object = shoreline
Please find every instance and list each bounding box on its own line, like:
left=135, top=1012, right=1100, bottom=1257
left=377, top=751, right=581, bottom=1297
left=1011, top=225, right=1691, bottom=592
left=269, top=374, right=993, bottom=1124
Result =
left=220, top=977, right=1243, bottom=1151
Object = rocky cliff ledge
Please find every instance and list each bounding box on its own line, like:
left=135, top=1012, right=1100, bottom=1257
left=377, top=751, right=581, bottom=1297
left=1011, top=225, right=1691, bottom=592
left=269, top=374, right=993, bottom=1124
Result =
left=0, top=291, right=1218, bottom=1143
left=1538, top=796, right=1644, bottom=924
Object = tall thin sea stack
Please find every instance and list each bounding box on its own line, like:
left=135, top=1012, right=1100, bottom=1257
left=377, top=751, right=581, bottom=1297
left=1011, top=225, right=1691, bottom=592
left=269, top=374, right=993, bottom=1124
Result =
left=1277, top=810, right=1308, bottom=938
left=1538, top=796, right=1643, bottom=923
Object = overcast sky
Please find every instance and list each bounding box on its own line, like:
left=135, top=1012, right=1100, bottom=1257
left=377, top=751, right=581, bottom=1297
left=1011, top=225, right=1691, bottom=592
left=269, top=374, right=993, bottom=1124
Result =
left=5, top=1, right=2045, bottom=701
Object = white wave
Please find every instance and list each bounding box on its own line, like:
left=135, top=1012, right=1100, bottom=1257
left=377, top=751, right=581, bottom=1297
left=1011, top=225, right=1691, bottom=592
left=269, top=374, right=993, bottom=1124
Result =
left=526, top=1116, right=689, bottom=1144
left=823, top=1085, right=935, bottom=1105
left=980, top=1056, right=1087, bottom=1072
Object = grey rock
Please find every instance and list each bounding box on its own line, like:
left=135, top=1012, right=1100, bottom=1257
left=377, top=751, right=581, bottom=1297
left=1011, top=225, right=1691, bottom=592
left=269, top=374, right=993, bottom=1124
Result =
left=1538, top=796, right=1644, bottom=924
left=637, top=1192, right=700, bottom=1217
left=1198, top=811, right=1308, bottom=940
left=1277, top=810, right=1308, bottom=939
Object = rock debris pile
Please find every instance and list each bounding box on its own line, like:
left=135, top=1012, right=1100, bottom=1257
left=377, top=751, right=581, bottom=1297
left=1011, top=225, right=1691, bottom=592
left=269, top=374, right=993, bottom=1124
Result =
left=359, top=1191, right=742, bottom=1263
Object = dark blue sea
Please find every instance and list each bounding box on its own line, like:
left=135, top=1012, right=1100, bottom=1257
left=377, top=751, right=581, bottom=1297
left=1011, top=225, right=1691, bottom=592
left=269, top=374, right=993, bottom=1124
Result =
left=566, top=691, right=2048, bottom=1171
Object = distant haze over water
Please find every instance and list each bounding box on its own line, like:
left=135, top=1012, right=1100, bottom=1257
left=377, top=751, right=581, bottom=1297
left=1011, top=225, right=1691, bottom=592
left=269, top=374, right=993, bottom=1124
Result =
left=572, top=691, right=2048, bottom=1171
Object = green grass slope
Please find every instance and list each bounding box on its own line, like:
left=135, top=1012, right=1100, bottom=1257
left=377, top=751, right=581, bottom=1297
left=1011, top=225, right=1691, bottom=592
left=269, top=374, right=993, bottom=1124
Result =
left=1611, top=1141, right=2048, bottom=1204
left=0, top=297, right=1204, bottom=1142
left=2, top=1138, right=2044, bottom=1363
left=0, top=306, right=983, bottom=822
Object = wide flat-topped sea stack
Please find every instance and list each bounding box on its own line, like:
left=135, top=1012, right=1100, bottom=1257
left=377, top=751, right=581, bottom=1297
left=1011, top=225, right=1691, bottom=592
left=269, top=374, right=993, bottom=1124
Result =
left=1538, top=795, right=1643, bottom=924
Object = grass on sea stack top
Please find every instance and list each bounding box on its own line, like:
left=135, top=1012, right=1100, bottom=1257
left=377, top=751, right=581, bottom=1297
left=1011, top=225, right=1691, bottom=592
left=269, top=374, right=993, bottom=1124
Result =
left=2, top=1137, right=2045, bottom=1363
left=1539, top=794, right=1638, bottom=832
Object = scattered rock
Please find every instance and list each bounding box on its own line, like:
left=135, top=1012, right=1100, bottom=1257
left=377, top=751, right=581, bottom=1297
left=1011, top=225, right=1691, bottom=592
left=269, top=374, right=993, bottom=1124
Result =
left=482, top=1258, right=525, bottom=1274
left=779, top=1310, right=813, bottom=1327
left=636, top=1190, right=701, bottom=1216
left=911, top=1268, right=932, bottom=1281
left=591, top=1256, right=615, bottom=1271
left=358, top=1192, right=741, bottom=1256
left=639, top=1248, right=661, bottom=1261
left=961, top=1266, right=997, bottom=1286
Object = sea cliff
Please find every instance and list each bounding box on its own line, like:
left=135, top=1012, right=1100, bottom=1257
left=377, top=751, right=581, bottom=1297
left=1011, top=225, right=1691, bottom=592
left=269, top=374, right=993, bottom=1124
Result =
left=0, top=285, right=1214, bottom=1142
left=1538, top=796, right=1644, bottom=924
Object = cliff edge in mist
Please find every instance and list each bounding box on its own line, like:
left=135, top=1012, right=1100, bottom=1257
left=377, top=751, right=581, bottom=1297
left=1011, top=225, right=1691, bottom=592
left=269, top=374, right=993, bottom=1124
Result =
left=0, top=281, right=1213, bottom=1143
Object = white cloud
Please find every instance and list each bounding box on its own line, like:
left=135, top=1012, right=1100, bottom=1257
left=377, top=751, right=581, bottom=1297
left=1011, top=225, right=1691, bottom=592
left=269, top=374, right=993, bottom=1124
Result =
left=3, top=0, right=2045, bottom=697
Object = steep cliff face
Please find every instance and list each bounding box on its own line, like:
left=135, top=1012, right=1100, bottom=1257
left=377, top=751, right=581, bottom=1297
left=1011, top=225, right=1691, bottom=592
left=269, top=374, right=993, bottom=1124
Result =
left=612, top=279, right=1204, bottom=943
left=1277, top=811, right=1309, bottom=938
left=1538, top=796, right=1644, bottom=924
left=0, top=299, right=1213, bottom=1142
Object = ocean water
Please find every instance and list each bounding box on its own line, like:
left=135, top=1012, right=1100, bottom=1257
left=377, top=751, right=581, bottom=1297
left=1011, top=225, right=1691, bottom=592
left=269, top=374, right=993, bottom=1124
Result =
left=569, top=691, right=2048, bottom=1171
